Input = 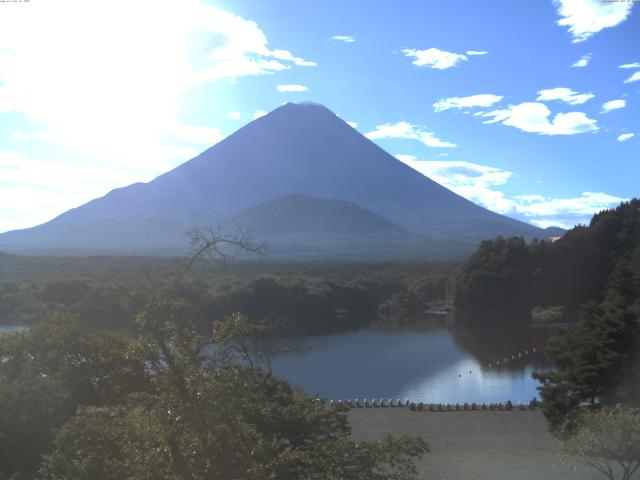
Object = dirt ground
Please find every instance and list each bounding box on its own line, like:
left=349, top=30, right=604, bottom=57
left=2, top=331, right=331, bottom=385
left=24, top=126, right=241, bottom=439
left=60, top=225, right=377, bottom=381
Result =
left=348, top=408, right=603, bottom=480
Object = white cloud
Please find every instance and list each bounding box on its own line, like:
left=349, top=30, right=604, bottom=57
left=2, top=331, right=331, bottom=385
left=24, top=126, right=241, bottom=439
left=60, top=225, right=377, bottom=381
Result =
left=0, top=1, right=314, bottom=132
left=0, top=1, right=320, bottom=231
left=466, top=50, right=488, bottom=56
left=401, top=48, right=469, bottom=69
left=395, top=154, right=625, bottom=228
left=553, top=0, right=633, bottom=43
left=346, top=121, right=358, bottom=128
left=483, top=102, right=598, bottom=135
left=330, top=35, right=355, bottom=43
left=276, top=84, right=309, bottom=92
left=571, top=53, right=591, bottom=67
left=0, top=150, right=157, bottom=232
left=617, top=133, right=635, bottom=142
left=0, top=1, right=313, bottom=172
left=270, top=49, right=317, bottom=67
left=252, top=110, right=267, bottom=120
left=513, top=192, right=627, bottom=227
left=624, top=71, right=640, bottom=84
left=619, top=62, right=640, bottom=69
left=366, top=122, right=456, bottom=148
left=433, top=94, right=503, bottom=112
left=601, top=99, right=626, bottom=112
left=514, top=194, right=547, bottom=204
left=536, top=87, right=594, bottom=105
left=227, top=111, right=242, bottom=120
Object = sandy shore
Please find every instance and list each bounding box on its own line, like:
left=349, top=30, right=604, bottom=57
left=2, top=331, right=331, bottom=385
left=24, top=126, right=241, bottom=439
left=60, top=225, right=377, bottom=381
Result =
left=348, top=408, right=601, bottom=480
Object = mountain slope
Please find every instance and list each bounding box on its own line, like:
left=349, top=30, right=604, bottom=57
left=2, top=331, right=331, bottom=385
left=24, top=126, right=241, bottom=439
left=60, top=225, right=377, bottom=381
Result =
left=226, top=193, right=405, bottom=236
left=0, top=102, right=546, bottom=255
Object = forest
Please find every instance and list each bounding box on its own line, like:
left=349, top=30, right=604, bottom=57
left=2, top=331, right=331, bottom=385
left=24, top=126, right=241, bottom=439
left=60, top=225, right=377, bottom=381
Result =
left=1, top=200, right=640, bottom=479
left=450, top=199, right=640, bottom=324
left=449, top=200, right=640, bottom=441
left=0, top=253, right=452, bottom=335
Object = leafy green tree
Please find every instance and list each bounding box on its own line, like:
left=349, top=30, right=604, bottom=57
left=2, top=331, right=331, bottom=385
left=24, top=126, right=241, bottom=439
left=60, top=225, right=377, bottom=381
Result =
left=534, top=259, right=640, bottom=434
left=41, top=279, right=91, bottom=306
left=562, top=407, right=640, bottom=480
left=450, top=199, right=640, bottom=324
left=0, top=314, right=150, bottom=479
left=40, top=302, right=428, bottom=480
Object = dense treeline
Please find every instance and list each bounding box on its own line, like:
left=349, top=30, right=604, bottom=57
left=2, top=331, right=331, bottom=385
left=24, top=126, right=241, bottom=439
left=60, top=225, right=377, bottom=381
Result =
left=534, top=257, right=640, bottom=434
left=448, top=200, right=640, bottom=435
left=0, top=309, right=427, bottom=479
left=0, top=232, right=428, bottom=479
left=450, top=199, right=640, bottom=323
left=0, top=254, right=452, bottom=335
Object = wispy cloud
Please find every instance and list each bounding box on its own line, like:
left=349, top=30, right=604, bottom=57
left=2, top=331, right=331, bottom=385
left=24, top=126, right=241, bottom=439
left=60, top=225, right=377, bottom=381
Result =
left=466, top=50, right=488, bottom=56
left=270, top=49, right=317, bottom=67
left=553, top=0, right=633, bottom=43
left=433, top=94, right=503, bottom=112
left=401, top=47, right=473, bottom=69
left=252, top=110, right=267, bottom=120
left=602, top=99, right=626, bottom=113
left=276, top=84, right=309, bottom=92
left=330, top=35, right=355, bottom=43
left=617, top=133, right=635, bottom=142
left=395, top=154, right=625, bottom=228
left=346, top=121, right=358, bottom=128
left=571, top=53, right=591, bottom=67
left=619, top=62, right=640, bottom=69
left=536, top=87, right=594, bottom=105
left=624, top=71, right=640, bottom=84
left=366, top=122, right=456, bottom=148
left=227, top=111, right=241, bottom=120
left=483, top=102, right=598, bottom=135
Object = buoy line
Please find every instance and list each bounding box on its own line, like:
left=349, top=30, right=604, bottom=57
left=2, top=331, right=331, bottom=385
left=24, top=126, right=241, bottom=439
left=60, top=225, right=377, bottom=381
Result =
left=485, top=346, right=538, bottom=369
left=320, top=398, right=540, bottom=411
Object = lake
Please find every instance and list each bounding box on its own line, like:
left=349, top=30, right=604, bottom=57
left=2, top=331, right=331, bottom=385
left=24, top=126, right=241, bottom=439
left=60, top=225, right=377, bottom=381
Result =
left=270, top=326, right=552, bottom=404
left=0, top=322, right=552, bottom=404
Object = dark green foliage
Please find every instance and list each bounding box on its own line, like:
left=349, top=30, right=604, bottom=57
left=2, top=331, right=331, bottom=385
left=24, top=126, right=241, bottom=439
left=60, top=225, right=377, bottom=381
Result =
left=41, top=279, right=91, bottom=306
left=0, top=316, right=150, bottom=478
left=533, top=258, right=640, bottom=434
left=200, top=275, right=377, bottom=335
left=451, top=199, right=640, bottom=321
left=0, top=371, right=71, bottom=479
left=450, top=236, right=533, bottom=317
left=447, top=200, right=640, bottom=434
left=0, top=256, right=452, bottom=335
left=18, top=303, right=427, bottom=480
left=378, top=273, right=448, bottom=322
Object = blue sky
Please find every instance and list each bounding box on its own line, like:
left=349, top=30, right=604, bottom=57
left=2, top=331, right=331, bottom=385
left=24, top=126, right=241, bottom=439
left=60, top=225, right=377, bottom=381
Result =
left=0, top=0, right=638, bottom=233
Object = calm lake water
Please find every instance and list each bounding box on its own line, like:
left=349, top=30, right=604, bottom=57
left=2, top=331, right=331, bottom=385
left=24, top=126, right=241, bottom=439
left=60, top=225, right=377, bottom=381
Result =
left=1, top=323, right=552, bottom=403
left=271, top=326, right=551, bottom=404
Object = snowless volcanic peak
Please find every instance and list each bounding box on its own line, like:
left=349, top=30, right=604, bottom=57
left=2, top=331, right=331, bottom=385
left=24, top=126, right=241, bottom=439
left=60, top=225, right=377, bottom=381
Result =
left=0, top=102, right=544, bottom=256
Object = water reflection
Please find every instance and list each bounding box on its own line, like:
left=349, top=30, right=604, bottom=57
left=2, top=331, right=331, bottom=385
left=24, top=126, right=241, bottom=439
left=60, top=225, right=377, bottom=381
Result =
left=0, top=325, right=26, bottom=334
left=450, top=326, right=549, bottom=372
left=270, top=324, right=552, bottom=403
